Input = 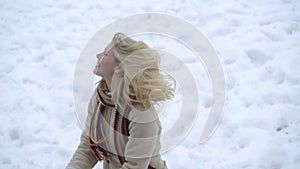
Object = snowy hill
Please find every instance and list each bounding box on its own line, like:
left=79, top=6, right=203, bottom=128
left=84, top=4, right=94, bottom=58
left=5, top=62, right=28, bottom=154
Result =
left=1, top=0, right=299, bottom=168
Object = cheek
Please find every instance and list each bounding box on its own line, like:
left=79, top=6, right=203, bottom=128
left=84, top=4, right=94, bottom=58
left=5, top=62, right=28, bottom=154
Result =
left=102, top=62, right=116, bottom=74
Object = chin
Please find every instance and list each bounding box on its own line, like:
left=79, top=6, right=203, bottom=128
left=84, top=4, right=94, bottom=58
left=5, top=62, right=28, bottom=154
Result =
left=93, top=69, right=99, bottom=75
left=93, top=66, right=99, bottom=74
left=94, top=71, right=103, bottom=77
left=94, top=71, right=100, bottom=76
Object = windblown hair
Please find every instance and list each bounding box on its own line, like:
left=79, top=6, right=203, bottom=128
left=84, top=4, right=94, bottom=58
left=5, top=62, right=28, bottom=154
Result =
left=110, top=32, right=175, bottom=109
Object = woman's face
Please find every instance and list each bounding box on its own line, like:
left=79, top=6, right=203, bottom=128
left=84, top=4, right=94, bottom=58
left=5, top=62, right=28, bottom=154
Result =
left=93, top=42, right=119, bottom=79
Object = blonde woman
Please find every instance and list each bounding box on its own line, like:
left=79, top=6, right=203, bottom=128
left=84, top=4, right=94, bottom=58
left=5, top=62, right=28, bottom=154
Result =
left=66, top=33, right=175, bottom=169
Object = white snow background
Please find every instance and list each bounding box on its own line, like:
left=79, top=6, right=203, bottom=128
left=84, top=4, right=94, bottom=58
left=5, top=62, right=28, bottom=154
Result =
left=1, top=0, right=300, bottom=168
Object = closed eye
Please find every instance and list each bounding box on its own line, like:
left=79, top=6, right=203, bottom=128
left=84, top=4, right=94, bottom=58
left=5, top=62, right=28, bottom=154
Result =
left=103, top=48, right=108, bottom=56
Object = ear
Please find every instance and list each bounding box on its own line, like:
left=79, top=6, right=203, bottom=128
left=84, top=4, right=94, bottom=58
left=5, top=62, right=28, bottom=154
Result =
left=114, top=64, right=124, bottom=77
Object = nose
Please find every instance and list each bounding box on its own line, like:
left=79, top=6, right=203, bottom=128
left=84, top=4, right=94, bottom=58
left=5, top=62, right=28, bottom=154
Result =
left=96, top=53, right=103, bottom=59
left=96, top=53, right=105, bottom=64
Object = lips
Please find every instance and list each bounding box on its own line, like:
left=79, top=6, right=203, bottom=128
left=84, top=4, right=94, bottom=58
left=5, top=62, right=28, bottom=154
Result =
left=95, top=60, right=101, bottom=67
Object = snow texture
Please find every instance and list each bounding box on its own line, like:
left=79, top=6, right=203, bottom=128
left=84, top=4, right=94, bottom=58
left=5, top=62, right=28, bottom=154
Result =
left=1, top=0, right=300, bottom=168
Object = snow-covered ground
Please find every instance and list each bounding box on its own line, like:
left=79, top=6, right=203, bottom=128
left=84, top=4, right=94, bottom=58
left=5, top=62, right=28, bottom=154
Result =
left=1, top=0, right=300, bottom=168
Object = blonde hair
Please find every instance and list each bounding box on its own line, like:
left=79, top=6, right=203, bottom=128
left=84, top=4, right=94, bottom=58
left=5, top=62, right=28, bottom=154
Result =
left=110, top=32, right=175, bottom=109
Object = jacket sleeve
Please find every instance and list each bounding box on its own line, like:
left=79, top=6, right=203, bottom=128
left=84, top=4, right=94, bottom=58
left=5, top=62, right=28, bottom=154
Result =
left=121, top=108, right=162, bottom=169
left=66, top=92, right=98, bottom=169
